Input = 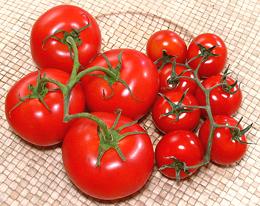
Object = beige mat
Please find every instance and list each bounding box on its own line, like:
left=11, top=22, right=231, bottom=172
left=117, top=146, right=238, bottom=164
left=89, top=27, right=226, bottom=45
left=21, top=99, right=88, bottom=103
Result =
left=0, top=0, right=259, bottom=205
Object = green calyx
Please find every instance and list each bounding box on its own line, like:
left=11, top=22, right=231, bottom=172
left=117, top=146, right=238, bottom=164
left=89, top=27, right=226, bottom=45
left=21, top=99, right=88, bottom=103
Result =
left=230, top=117, right=253, bottom=144
left=91, top=52, right=135, bottom=100
left=159, top=91, right=192, bottom=121
left=96, top=110, right=146, bottom=167
left=220, top=67, right=239, bottom=94
left=42, top=24, right=91, bottom=57
left=9, top=72, right=52, bottom=114
left=159, top=156, right=190, bottom=182
left=154, top=50, right=175, bottom=70
left=197, top=43, right=219, bottom=62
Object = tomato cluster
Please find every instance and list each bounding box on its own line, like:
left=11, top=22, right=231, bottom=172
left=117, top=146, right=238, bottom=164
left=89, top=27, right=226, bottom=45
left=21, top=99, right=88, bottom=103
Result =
left=5, top=5, right=252, bottom=201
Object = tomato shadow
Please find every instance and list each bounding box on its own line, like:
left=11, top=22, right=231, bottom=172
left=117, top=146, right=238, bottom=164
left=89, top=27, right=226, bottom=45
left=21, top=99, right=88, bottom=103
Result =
left=68, top=169, right=155, bottom=204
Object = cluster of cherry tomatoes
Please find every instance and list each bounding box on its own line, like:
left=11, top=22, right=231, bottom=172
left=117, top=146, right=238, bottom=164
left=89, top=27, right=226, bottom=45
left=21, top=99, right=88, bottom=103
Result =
left=5, top=5, right=251, bottom=201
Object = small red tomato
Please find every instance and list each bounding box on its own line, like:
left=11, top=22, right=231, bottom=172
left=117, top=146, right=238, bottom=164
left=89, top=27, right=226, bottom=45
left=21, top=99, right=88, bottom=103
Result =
left=159, top=64, right=197, bottom=94
left=199, top=115, right=248, bottom=165
left=82, top=49, right=159, bottom=120
left=187, top=33, right=227, bottom=78
left=5, top=69, right=85, bottom=146
left=146, top=30, right=187, bottom=63
left=195, top=74, right=242, bottom=116
left=62, top=112, right=154, bottom=200
left=155, top=130, right=204, bottom=180
left=31, top=5, right=101, bottom=73
left=152, top=90, right=200, bottom=133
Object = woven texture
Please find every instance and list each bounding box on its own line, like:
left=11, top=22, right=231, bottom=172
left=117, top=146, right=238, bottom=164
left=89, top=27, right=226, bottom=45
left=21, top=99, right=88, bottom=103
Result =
left=0, top=0, right=259, bottom=205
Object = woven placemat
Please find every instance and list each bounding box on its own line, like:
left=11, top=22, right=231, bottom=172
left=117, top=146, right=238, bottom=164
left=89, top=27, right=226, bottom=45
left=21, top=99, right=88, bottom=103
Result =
left=0, top=0, right=259, bottom=205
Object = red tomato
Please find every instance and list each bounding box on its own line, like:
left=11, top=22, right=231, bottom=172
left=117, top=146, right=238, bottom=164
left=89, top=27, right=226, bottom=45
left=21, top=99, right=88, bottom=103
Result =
left=82, top=49, right=159, bottom=120
left=199, top=115, right=248, bottom=165
left=31, top=5, right=101, bottom=73
left=62, top=112, right=154, bottom=200
left=5, top=69, right=85, bottom=146
left=187, top=33, right=227, bottom=78
left=146, top=30, right=187, bottom=63
left=155, top=130, right=204, bottom=180
left=159, top=64, right=197, bottom=94
left=152, top=90, right=201, bottom=133
left=195, top=74, right=242, bottom=116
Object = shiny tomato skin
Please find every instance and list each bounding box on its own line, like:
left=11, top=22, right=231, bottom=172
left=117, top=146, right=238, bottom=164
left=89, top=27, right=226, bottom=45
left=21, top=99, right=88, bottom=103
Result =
left=146, top=30, right=187, bottom=63
left=31, top=5, right=101, bottom=73
left=5, top=69, right=85, bottom=146
left=82, top=49, right=159, bottom=120
left=195, top=75, right=242, bottom=116
left=199, top=115, right=247, bottom=165
left=159, top=64, right=197, bottom=94
left=62, top=112, right=154, bottom=200
left=187, top=33, right=227, bottom=78
left=155, top=130, right=204, bottom=179
left=152, top=90, right=200, bottom=133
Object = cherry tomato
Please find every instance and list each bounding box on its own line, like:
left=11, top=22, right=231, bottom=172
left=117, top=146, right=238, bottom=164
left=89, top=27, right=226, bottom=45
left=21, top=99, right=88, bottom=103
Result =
left=199, top=115, right=248, bottom=165
left=195, top=74, right=242, bottom=116
left=31, top=5, right=101, bottom=73
left=159, top=64, right=197, bottom=94
left=62, top=112, right=154, bottom=200
left=5, top=69, right=85, bottom=146
left=82, top=49, right=159, bottom=120
left=146, top=30, right=187, bottom=63
left=187, top=33, right=227, bottom=78
left=155, top=130, right=204, bottom=180
left=152, top=90, right=200, bottom=133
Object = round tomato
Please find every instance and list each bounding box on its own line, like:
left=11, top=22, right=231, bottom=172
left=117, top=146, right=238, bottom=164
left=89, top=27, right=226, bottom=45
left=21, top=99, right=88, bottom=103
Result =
left=146, top=30, right=187, bottom=63
left=62, top=112, right=154, bottom=200
left=187, top=33, right=227, bottom=78
left=159, top=64, right=197, bottom=94
left=82, top=49, right=159, bottom=120
left=155, top=130, right=204, bottom=180
left=152, top=90, right=200, bottom=133
left=195, top=74, right=242, bottom=116
left=199, top=115, right=248, bottom=165
left=30, top=5, right=101, bottom=73
left=5, top=69, right=85, bottom=146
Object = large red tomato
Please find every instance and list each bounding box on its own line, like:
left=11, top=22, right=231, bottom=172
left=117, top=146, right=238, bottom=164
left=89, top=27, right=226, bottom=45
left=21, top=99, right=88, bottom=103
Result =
left=155, top=130, right=204, bottom=180
left=5, top=69, right=85, bottom=146
left=62, top=112, right=154, bottom=200
left=146, top=30, right=187, bottom=63
left=152, top=90, right=201, bottom=133
left=187, top=33, right=227, bottom=78
left=159, top=64, right=197, bottom=94
left=199, top=115, right=248, bottom=165
left=30, top=5, right=101, bottom=73
left=82, top=49, right=159, bottom=120
left=195, top=74, right=242, bottom=116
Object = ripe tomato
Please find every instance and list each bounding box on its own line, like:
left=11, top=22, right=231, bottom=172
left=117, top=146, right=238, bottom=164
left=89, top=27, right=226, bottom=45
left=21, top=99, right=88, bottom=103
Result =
left=159, top=64, right=197, bottom=94
left=82, top=49, right=159, bottom=120
left=5, top=69, right=85, bottom=146
left=30, top=5, right=101, bottom=73
left=152, top=90, right=200, bottom=133
left=187, top=33, right=227, bottom=78
left=62, top=112, right=154, bottom=200
left=146, top=30, right=187, bottom=63
left=155, top=130, right=204, bottom=180
left=195, top=74, right=242, bottom=116
left=199, top=115, right=248, bottom=165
